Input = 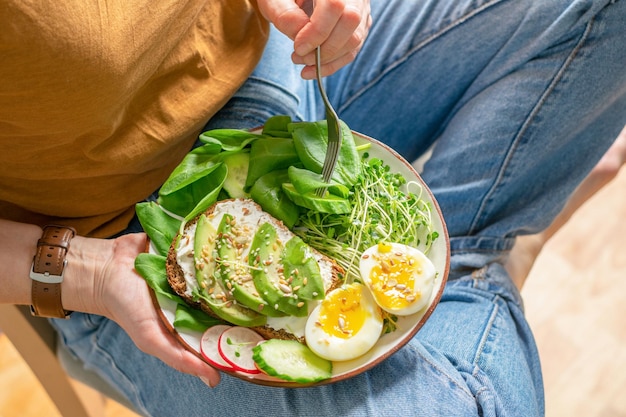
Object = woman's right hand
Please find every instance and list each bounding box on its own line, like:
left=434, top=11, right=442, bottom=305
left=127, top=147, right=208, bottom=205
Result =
left=257, top=0, right=372, bottom=78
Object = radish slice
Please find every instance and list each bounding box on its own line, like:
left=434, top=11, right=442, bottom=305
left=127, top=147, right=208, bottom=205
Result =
left=218, top=327, right=265, bottom=374
left=200, top=325, right=235, bottom=372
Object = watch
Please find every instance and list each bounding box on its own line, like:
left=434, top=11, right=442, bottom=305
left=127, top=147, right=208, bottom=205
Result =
left=30, top=225, right=76, bottom=318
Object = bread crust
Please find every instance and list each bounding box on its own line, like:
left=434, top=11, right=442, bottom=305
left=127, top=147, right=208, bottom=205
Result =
left=165, top=199, right=343, bottom=342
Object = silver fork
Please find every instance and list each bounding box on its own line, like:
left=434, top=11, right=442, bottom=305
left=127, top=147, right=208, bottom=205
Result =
left=314, top=46, right=342, bottom=197
left=302, top=1, right=342, bottom=197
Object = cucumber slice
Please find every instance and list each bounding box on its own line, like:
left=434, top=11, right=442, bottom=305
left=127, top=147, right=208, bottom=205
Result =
left=252, top=339, right=332, bottom=383
left=222, top=152, right=250, bottom=198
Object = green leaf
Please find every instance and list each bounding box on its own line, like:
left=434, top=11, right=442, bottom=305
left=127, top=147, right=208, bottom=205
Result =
left=282, top=183, right=351, bottom=214
left=173, top=303, right=224, bottom=332
left=159, top=145, right=223, bottom=196
left=198, top=129, right=260, bottom=152
left=183, top=163, right=228, bottom=221
left=290, top=120, right=361, bottom=187
left=134, top=253, right=184, bottom=304
left=245, top=138, right=301, bottom=188
left=262, top=115, right=293, bottom=138
left=249, top=170, right=300, bottom=228
left=158, top=163, right=227, bottom=219
left=287, top=166, right=350, bottom=198
left=135, top=202, right=181, bottom=256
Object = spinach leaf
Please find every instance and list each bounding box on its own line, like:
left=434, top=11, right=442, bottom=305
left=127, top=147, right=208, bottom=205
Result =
left=159, top=145, right=222, bottom=197
left=290, top=120, right=360, bottom=187
left=135, top=202, right=181, bottom=256
left=198, top=129, right=260, bottom=152
left=182, top=162, right=227, bottom=221
left=173, top=303, right=224, bottom=332
left=249, top=170, right=300, bottom=228
left=287, top=166, right=350, bottom=198
left=262, top=115, right=293, bottom=138
left=134, top=253, right=184, bottom=304
left=158, top=162, right=227, bottom=218
left=246, top=138, right=301, bottom=188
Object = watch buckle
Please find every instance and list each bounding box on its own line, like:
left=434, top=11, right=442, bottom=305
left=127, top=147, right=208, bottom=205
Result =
left=29, top=260, right=67, bottom=284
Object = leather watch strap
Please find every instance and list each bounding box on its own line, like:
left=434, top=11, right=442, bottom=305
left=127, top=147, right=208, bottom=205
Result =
left=30, top=225, right=76, bottom=318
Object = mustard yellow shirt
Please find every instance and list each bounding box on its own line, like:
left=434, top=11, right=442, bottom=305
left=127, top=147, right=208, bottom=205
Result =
left=0, top=0, right=268, bottom=237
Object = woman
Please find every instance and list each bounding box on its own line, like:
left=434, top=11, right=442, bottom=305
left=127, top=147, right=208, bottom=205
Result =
left=2, top=1, right=625, bottom=415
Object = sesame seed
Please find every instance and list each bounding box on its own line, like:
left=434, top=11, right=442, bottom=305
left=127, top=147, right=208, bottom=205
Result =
left=279, top=283, right=292, bottom=294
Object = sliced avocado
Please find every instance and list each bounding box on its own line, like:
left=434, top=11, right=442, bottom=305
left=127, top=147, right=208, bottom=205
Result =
left=194, top=214, right=218, bottom=290
left=194, top=214, right=266, bottom=327
left=249, top=222, right=308, bottom=317
left=215, top=214, right=283, bottom=317
left=222, top=152, right=250, bottom=198
left=282, top=237, right=325, bottom=301
left=282, top=183, right=352, bottom=214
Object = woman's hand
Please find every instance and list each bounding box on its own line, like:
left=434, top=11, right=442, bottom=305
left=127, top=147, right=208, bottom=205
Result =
left=258, top=0, right=372, bottom=79
left=68, top=233, right=221, bottom=388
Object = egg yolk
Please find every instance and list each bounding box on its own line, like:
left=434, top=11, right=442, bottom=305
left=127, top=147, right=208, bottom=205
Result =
left=317, top=284, right=367, bottom=339
left=368, top=250, right=422, bottom=310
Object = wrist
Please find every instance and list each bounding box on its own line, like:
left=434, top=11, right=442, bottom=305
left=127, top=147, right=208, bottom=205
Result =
left=62, top=235, right=113, bottom=317
left=63, top=233, right=149, bottom=319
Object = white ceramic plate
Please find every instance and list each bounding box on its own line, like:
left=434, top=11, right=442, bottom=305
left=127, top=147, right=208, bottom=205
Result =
left=151, top=130, right=450, bottom=387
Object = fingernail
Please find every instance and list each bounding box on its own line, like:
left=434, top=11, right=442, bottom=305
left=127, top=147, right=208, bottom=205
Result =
left=200, top=376, right=216, bottom=388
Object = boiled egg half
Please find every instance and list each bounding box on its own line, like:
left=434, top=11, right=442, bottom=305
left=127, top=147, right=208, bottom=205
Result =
left=305, top=283, right=383, bottom=361
left=360, top=242, right=436, bottom=316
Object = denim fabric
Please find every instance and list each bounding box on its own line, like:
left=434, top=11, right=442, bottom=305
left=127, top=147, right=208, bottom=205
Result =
left=51, top=0, right=626, bottom=416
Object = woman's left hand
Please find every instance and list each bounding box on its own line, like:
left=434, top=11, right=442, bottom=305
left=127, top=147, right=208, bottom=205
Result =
left=258, top=0, right=372, bottom=78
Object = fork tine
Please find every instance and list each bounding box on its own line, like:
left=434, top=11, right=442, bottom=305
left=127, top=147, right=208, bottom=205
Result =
left=322, top=138, right=340, bottom=181
left=311, top=28, right=342, bottom=195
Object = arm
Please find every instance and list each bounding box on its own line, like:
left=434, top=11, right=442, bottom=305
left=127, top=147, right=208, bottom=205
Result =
left=0, top=219, right=221, bottom=387
left=257, top=0, right=372, bottom=78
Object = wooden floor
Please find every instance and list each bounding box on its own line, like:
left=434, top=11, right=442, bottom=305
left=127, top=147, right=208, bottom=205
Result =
left=520, top=164, right=626, bottom=417
left=0, top=170, right=624, bottom=417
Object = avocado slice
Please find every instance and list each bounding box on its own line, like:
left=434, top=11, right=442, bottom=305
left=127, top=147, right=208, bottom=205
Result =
left=214, top=214, right=284, bottom=317
left=194, top=214, right=266, bottom=327
left=249, top=222, right=308, bottom=317
left=282, top=237, right=325, bottom=301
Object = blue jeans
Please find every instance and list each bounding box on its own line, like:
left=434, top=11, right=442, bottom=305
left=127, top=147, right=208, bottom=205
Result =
left=52, top=0, right=626, bottom=416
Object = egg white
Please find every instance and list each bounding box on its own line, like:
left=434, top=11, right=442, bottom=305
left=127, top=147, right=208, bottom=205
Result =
left=304, top=283, right=383, bottom=362
left=360, top=242, right=436, bottom=316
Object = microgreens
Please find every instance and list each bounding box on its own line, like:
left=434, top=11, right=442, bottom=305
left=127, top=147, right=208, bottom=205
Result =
left=294, top=156, right=438, bottom=284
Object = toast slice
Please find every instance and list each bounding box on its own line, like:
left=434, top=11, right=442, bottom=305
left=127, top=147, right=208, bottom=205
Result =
left=166, top=198, right=343, bottom=342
